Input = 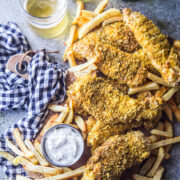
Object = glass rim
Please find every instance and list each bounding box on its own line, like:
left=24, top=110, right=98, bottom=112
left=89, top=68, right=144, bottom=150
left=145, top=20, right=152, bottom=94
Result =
left=18, top=0, right=68, bottom=20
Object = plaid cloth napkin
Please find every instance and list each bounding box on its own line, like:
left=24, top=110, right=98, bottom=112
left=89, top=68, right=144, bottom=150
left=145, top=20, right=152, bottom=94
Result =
left=0, top=22, right=66, bottom=179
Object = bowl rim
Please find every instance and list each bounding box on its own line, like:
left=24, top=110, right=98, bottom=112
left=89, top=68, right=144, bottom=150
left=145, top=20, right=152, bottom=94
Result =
left=41, top=123, right=84, bottom=167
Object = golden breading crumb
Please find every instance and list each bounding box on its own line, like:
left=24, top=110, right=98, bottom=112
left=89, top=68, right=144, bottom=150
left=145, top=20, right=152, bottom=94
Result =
left=82, top=131, right=150, bottom=180
left=68, top=21, right=160, bottom=87
left=123, top=8, right=180, bottom=85
left=71, top=21, right=141, bottom=61
left=68, top=73, right=162, bottom=126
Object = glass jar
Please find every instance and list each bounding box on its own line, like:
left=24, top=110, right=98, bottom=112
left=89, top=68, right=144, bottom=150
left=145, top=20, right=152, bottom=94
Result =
left=19, top=0, right=68, bottom=38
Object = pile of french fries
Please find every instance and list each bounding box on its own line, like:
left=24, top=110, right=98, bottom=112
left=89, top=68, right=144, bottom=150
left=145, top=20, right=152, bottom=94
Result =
left=131, top=42, right=180, bottom=179
left=132, top=42, right=180, bottom=180
left=0, top=98, right=86, bottom=180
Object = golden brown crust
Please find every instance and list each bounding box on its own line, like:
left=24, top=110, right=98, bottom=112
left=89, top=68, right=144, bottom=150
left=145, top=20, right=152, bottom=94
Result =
left=69, top=21, right=160, bottom=87
left=68, top=73, right=162, bottom=125
left=123, top=8, right=180, bottom=85
left=71, top=21, right=141, bottom=60
left=82, top=131, right=150, bottom=180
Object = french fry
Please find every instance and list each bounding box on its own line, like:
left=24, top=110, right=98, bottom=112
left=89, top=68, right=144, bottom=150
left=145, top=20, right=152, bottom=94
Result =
left=0, top=151, right=15, bottom=165
left=36, top=166, right=85, bottom=180
left=34, top=140, right=43, bottom=157
left=40, top=113, right=59, bottom=136
left=168, top=98, right=180, bottom=122
left=67, top=51, right=77, bottom=67
left=26, top=164, right=63, bottom=175
left=72, top=1, right=84, bottom=25
left=81, top=10, right=97, bottom=20
left=164, top=120, right=173, bottom=137
left=173, top=40, right=180, bottom=49
left=164, top=152, right=170, bottom=159
left=16, top=175, right=31, bottom=180
left=66, top=25, right=77, bottom=45
left=74, top=64, right=97, bottom=78
left=13, top=156, right=30, bottom=166
left=48, top=104, right=69, bottom=112
left=163, top=104, right=173, bottom=121
left=78, top=8, right=121, bottom=39
left=56, top=110, right=69, bottom=124
left=29, top=156, right=38, bottom=165
left=139, top=156, right=156, bottom=176
left=152, top=166, right=164, bottom=180
left=74, top=115, right=86, bottom=132
left=14, top=156, right=62, bottom=175
left=149, top=135, right=158, bottom=143
left=94, top=0, right=109, bottom=14
left=68, top=58, right=97, bottom=72
left=150, top=129, right=172, bottom=138
left=155, top=86, right=169, bottom=98
left=76, top=16, right=90, bottom=27
left=149, top=122, right=164, bottom=143
left=63, top=25, right=77, bottom=61
left=162, top=85, right=180, bottom=101
left=69, top=124, right=79, bottom=129
left=25, top=139, right=49, bottom=166
left=147, top=72, right=173, bottom=87
left=63, top=167, right=78, bottom=180
left=64, top=98, right=74, bottom=124
left=13, top=128, right=34, bottom=158
left=150, top=136, right=180, bottom=150
left=102, top=16, right=123, bottom=26
left=147, top=147, right=164, bottom=177
left=164, top=120, right=173, bottom=153
left=6, top=138, right=24, bottom=156
left=128, top=82, right=159, bottom=95
left=133, top=174, right=153, bottom=180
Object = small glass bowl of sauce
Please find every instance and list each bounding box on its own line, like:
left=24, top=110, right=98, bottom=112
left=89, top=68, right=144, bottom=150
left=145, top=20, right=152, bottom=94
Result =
left=41, top=124, right=84, bottom=167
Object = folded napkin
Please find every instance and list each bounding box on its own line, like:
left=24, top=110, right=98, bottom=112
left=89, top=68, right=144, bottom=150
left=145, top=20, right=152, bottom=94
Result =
left=0, top=22, right=66, bottom=179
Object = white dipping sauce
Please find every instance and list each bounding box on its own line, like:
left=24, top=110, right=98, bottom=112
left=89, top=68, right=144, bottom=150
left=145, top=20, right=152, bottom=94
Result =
left=44, top=126, right=83, bottom=165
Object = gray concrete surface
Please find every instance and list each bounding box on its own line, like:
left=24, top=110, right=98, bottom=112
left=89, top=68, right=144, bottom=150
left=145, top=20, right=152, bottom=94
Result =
left=0, top=0, right=179, bottom=179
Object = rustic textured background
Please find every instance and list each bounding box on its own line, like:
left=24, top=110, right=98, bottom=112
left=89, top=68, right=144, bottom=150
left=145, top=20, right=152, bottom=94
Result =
left=0, top=0, right=179, bottom=179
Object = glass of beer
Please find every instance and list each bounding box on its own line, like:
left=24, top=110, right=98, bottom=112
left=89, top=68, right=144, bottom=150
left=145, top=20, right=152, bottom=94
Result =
left=19, top=0, right=68, bottom=38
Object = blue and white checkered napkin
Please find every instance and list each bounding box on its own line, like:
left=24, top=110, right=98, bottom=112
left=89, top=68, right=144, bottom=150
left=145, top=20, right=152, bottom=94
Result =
left=0, top=22, right=66, bottom=179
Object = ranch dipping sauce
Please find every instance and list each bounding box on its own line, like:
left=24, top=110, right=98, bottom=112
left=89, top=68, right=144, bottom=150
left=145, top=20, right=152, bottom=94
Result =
left=42, top=124, right=84, bottom=166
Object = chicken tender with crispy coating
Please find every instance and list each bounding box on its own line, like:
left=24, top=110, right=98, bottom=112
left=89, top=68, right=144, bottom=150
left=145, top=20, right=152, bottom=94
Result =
left=123, top=8, right=180, bottom=85
left=68, top=73, right=162, bottom=125
left=69, top=21, right=158, bottom=87
left=70, top=21, right=141, bottom=61
left=82, top=131, right=150, bottom=180
left=86, top=116, right=144, bottom=151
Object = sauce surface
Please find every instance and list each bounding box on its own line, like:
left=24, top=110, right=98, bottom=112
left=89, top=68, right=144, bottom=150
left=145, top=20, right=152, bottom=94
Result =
left=44, top=126, right=84, bottom=166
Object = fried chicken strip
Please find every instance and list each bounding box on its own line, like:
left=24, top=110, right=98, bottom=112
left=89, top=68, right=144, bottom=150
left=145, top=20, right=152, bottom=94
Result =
left=86, top=116, right=144, bottom=151
left=86, top=91, right=161, bottom=150
left=68, top=73, right=162, bottom=125
left=123, top=8, right=180, bottom=85
left=71, top=21, right=141, bottom=60
left=82, top=131, right=150, bottom=180
left=69, top=21, right=158, bottom=87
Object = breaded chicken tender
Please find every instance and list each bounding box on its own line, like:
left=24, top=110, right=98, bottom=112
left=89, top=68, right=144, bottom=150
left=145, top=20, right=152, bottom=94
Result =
left=123, top=8, right=180, bottom=85
left=86, top=116, right=143, bottom=151
left=71, top=21, right=141, bottom=61
left=68, top=73, right=162, bottom=125
left=86, top=107, right=160, bottom=151
left=82, top=131, right=150, bottom=180
left=68, top=21, right=158, bottom=87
